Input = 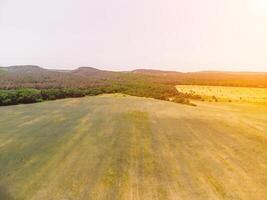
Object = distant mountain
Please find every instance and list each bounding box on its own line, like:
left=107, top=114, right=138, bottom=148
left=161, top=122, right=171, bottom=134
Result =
left=71, top=67, right=117, bottom=78
left=1, top=65, right=45, bottom=73
left=1, top=65, right=267, bottom=89
left=133, top=69, right=267, bottom=76
left=0, top=66, right=120, bottom=89
left=132, top=69, right=267, bottom=88
left=72, top=67, right=100, bottom=75
left=132, top=69, right=183, bottom=76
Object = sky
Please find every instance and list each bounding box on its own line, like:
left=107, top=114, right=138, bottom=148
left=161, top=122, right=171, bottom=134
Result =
left=0, top=0, right=267, bottom=72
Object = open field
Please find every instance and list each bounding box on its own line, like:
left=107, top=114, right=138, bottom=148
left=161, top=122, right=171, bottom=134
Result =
left=0, top=94, right=267, bottom=200
left=176, top=85, right=267, bottom=103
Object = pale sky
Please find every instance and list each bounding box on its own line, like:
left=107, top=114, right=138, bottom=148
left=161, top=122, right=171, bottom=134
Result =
left=0, top=0, right=267, bottom=72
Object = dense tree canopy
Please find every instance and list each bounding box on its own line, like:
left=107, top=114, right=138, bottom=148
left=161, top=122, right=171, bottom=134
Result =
left=0, top=81, right=200, bottom=106
left=3, top=65, right=260, bottom=106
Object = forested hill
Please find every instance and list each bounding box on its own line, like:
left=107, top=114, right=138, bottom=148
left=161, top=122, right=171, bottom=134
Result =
left=1, top=65, right=196, bottom=106
left=0, top=66, right=121, bottom=89
left=133, top=69, right=267, bottom=88
left=1, top=65, right=266, bottom=106
left=1, top=65, right=267, bottom=89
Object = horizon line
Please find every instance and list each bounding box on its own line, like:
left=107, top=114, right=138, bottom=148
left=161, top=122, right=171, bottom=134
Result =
left=1, top=64, right=267, bottom=73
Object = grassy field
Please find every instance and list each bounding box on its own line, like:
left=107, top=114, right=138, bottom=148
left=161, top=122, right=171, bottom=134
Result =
left=0, top=94, right=267, bottom=200
left=176, top=85, right=267, bottom=103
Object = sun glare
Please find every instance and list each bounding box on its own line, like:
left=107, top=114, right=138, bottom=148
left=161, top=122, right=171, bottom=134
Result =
left=247, top=0, right=267, bottom=19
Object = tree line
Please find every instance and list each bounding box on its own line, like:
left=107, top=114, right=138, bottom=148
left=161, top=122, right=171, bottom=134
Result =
left=0, top=82, right=199, bottom=106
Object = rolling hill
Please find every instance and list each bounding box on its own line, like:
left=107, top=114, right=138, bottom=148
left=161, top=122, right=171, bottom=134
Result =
left=133, top=69, right=267, bottom=88
left=1, top=65, right=267, bottom=89
left=0, top=66, right=119, bottom=89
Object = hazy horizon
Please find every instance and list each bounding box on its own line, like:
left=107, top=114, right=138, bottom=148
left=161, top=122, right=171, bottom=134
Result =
left=2, top=64, right=267, bottom=73
left=1, top=0, right=267, bottom=72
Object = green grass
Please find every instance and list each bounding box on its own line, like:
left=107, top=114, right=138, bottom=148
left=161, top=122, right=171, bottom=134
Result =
left=0, top=94, right=267, bottom=199
left=176, top=85, right=267, bottom=103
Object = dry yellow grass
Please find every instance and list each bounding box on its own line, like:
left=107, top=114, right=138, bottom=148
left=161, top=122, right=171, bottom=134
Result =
left=0, top=94, right=267, bottom=199
left=176, top=85, right=267, bottom=103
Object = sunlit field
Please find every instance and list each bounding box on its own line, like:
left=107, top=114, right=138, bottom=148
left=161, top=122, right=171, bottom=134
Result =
left=1, top=0, right=267, bottom=199
left=0, top=94, right=267, bottom=200
left=176, top=85, right=267, bottom=103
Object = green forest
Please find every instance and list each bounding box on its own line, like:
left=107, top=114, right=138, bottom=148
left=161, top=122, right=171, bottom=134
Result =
left=0, top=83, right=200, bottom=106
left=2, top=65, right=263, bottom=106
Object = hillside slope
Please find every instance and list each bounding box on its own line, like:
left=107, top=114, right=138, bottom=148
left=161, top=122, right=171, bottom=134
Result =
left=0, top=94, right=266, bottom=200
left=0, top=66, right=120, bottom=89
left=1, top=65, right=267, bottom=89
left=133, top=69, right=267, bottom=88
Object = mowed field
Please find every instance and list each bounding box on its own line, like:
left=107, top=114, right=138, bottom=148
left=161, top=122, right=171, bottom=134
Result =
left=176, top=85, right=267, bottom=103
left=0, top=94, right=267, bottom=200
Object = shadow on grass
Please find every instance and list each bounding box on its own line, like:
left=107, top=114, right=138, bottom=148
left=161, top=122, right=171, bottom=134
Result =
left=0, top=186, right=14, bottom=200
